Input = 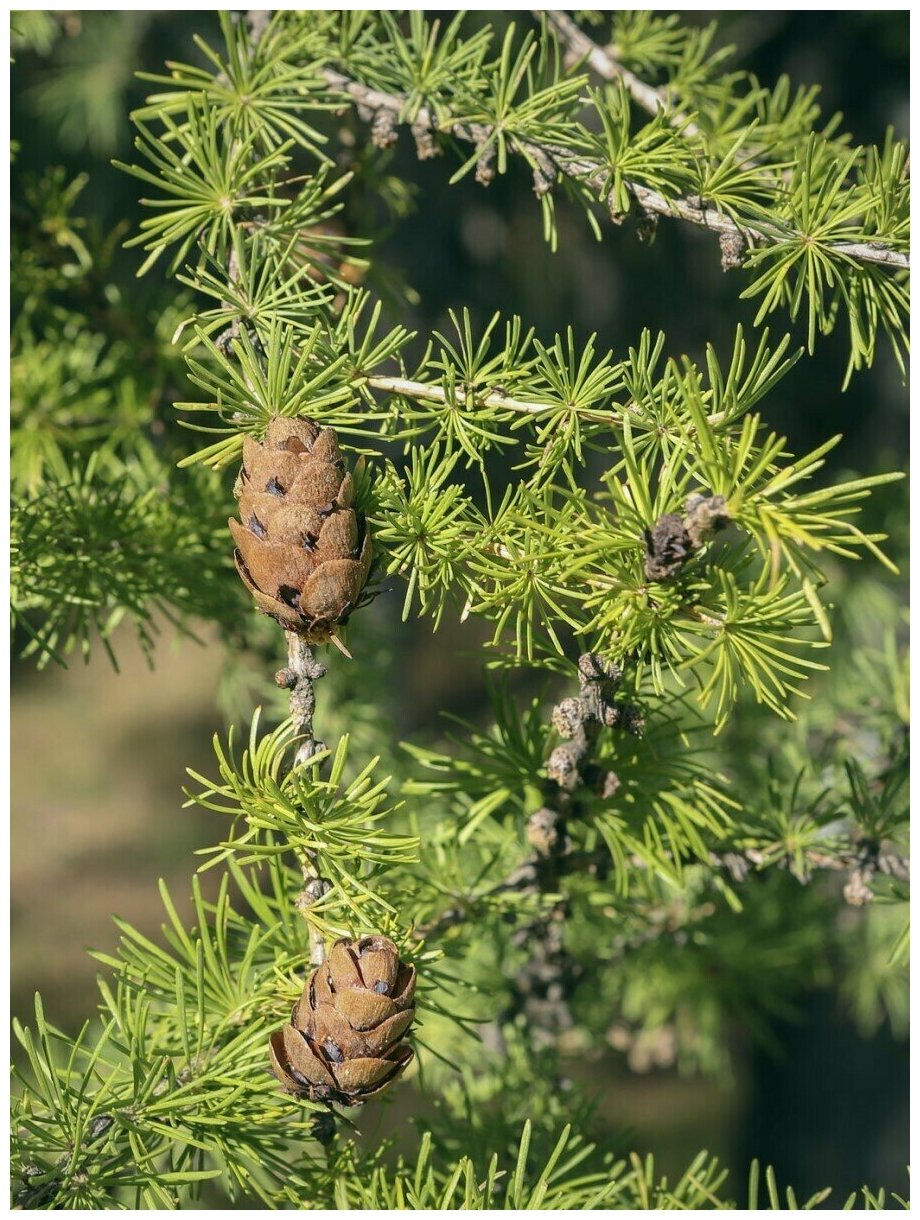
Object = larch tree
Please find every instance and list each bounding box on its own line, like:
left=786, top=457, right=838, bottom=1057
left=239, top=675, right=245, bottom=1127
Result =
left=11, top=9, right=909, bottom=1210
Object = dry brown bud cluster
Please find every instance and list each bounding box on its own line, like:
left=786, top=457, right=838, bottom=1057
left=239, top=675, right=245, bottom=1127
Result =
left=643, top=493, right=730, bottom=582
left=643, top=513, right=692, bottom=582
left=546, top=653, right=642, bottom=795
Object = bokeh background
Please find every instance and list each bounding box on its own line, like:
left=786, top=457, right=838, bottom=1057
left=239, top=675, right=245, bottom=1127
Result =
left=11, top=9, right=909, bottom=1205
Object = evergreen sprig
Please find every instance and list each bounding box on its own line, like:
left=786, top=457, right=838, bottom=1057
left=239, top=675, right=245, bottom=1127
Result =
left=11, top=454, right=233, bottom=669
left=120, top=13, right=909, bottom=370
left=169, top=299, right=901, bottom=726
left=185, top=714, right=418, bottom=930
left=11, top=10, right=908, bottom=1211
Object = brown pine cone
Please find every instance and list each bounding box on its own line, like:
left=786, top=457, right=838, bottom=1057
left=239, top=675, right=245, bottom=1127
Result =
left=269, top=936, right=416, bottom=1107
left=229, top=417, right=372, bottom=648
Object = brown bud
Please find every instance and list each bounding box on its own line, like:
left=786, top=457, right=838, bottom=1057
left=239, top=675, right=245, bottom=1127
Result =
left=531, top=148, right=556, bottom=198
left=475, top=151, right=495, bottom=186
left=599, top=701, right=624, bottom=729
left=606, top=189, right=628, bottom=224
left=370, top=108, right=398, bottom=148
left=643, top=513, right=691, bottom=582
left=719, top=230, right=745, bottom=271
left=551, top=697, right=585, bottom=739
left=577, top=653, right=621, bottom=689
left=635, top=212, right=658, bottom=244
left=600, top=770, right=621, bottom=799
left=411, top=121, right=440, bottom=161
left=843, top=866, right=875, bottom=907
left=230, top=417, right=372, bottom=647
left=472, top=125, right=496, bottom=186
left=684, top=493, right=730, bottom=548
left=546, top=743, right=582, bottom=791
left=527, top=807, right=560, bottom=856
left=270, top=936, right=415, bottom=1107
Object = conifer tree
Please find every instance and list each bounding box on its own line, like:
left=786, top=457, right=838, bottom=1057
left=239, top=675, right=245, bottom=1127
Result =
left=11, top=10, right=909, bottom=1209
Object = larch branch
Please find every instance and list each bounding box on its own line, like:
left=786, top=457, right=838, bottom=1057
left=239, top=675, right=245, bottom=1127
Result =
left=365, top=374, right=735, bottom=431
left=365, top=373, right=613, bottom=421
left=321, top=69, right=909, bottom=272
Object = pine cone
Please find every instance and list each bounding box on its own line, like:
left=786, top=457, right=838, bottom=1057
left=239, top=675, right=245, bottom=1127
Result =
left=269, top=936, right=416, bottom=1106
left=229, top=417, right=372, bottom=646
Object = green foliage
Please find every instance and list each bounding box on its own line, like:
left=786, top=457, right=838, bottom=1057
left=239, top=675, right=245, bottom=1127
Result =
left=170, top=306, right=901, bottom=729
left=11, top=453, right=232, bottom=669
left=404, top=685, right=737, bottom=882
left=134, top=11, right=335, bottom=154
left=122, top=10, right=908, bottom=376
left=10, top=10, right=62, bottom=56
left=11, top=9, right=908, bottom=1212
left=10, top=157, right=235, bottom=669
left=332, top=1121, right=802, bottom=1209
left=12, top=887, right=337, bottom=1208
left=333, top=1122, right=624, bottom=1209
left=16, top=13, right=153, bottom=154
left=185, top=715, right=418, bottom=930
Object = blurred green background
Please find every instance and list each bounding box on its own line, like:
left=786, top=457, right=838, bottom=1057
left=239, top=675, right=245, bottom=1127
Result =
left=10, top=9, right=909, bottom=1205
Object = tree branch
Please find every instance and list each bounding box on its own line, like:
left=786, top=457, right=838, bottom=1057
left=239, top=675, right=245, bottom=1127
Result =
left=415, top=655, right=644, bottom=1049
left=540, top=10, right=910, bottom=268
left=277, top=633, right=327, bottom=767
left=321, top=69, right=909, bottom=272
left=363, top=373, right=742, bottom=435
left=365, top=372, right=621, bottom=422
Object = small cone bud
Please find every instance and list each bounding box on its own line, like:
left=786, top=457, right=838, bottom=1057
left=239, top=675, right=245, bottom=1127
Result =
left=644, top=513, right=692, bottom=582
left=551, top=697, right=584, bottom=739
left=547, top=743, right=581, bottom=790
left=527, top=807, right=560, bottom=856
left=684, top=493, right=730, bottom=547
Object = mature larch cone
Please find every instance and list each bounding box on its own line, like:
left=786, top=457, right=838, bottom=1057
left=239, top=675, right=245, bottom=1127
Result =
left=230, top=417, right=372, bottom=647
left=270, top=936, right=416, bottom=1106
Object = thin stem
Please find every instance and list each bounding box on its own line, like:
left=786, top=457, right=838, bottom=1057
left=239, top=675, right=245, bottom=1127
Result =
left=365, top=373, right=734, bottom=430
left=366, top=372, right=617, bottom=422
left=230, top=4, right=332, bottom=980
left=282, top=631, right=327, bottom=767
left=278, top=632, right=329, bottom=969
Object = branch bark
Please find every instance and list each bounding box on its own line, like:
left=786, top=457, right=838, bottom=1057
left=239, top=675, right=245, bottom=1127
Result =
left=415, top=655, right=643, bottom=1049
left=277, top=633, right=329, bottom=969
left=363, top=375, right=732, bottom=430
